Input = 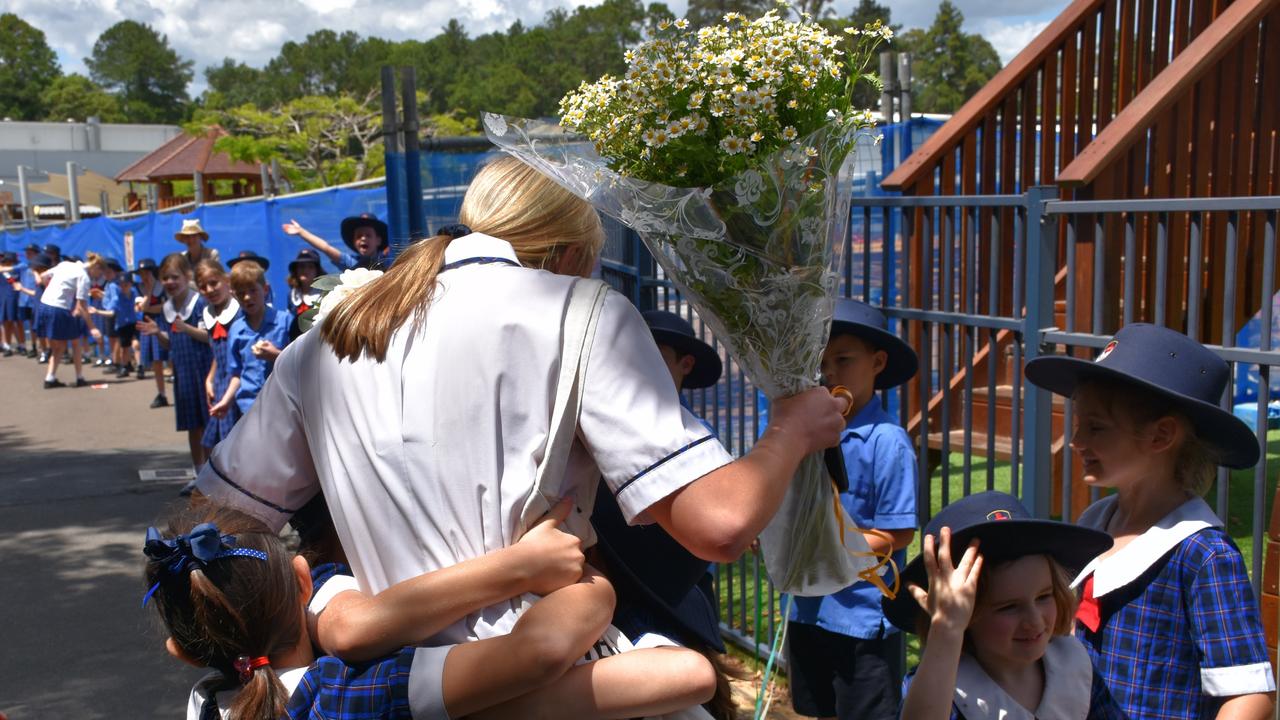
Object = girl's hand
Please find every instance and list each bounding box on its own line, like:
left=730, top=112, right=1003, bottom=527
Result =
left=171, top=316, right=189, bottom=335
left=209, top=398, right=231, bottom=418
left=89, top=287, right=104, bottom=300
left=909, top=527, right=983, bottom=636
left=282, top=219, right=304, bottom=236
left=137, top=317, right=159, bottom=336
left=205, top=380, right=216, bottom=404
left=515, top=499, right=585, bottom=595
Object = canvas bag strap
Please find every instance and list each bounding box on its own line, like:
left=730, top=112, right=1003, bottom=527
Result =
left=516, top=277, right=609, bottom=535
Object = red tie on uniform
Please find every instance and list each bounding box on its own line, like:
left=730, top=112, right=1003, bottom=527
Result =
left=1076, top=574, right=1101, bottom=632
left=170, top=321, right=180, bottom=333
left=211, top=323, right=228, bottom=341
left=296, top=303, right=310, bottom=315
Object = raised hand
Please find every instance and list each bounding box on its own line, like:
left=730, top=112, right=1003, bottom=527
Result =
left=909, top=527, right=983, bottom=635
left=282, top=219, right=304, bottom=236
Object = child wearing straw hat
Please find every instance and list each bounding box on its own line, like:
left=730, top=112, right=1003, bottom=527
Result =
left=1025, top=324, right=1275, bottom=720
left=885, top=491, right=1125, bottom=719
left=175, top=219, right=221, bottom=266
left=787, top=298, right=920, bottom=720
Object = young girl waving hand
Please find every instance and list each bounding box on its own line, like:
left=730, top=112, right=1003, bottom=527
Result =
left=886, top=491, right=1123, bottom=719
left=1026, top=324, right=1275, bottom=720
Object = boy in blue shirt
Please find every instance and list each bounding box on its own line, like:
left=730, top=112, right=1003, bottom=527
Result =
left=98, top=270, right=140, bottom=378
left=209, top=260, right=291, bottom=420
left=787, top=298, right=919, bottom=720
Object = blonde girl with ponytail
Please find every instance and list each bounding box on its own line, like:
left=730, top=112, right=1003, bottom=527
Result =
left=196, top=156, right=846, bottom=709
left=37, top=251, right=112, bottom=388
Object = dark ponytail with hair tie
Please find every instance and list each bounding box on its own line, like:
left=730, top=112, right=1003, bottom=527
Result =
left=435, top=224, right=472, bottom=239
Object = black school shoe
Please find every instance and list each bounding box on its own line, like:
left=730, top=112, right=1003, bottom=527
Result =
left=44, top=378, right=65, bottom=389
left=74, top=377, right=89, bottom=388
left=116, top=366, right=130, bottom=379
left=150, top=394, right=169, bottom=409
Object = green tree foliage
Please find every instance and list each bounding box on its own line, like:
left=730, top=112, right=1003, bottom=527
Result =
left=203, top=59, right=270, bottom=109
left=85, top=20, right=194, bottom=123
left=0, top=13, right=60, bottom=120
left=898, top=0, right=1000, bottom=113
left=41, top=74, right=125, bottom=122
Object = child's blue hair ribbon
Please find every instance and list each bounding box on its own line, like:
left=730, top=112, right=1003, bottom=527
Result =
left=141, top=522, right=268, bottom=607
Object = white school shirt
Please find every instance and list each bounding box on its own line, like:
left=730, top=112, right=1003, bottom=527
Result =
left=39, top=261, right=90, bottom=310
left=196, top=232, right=732, bottom=643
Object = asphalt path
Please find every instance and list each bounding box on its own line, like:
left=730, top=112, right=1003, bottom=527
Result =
left=0, top=352, right=205, bottom=719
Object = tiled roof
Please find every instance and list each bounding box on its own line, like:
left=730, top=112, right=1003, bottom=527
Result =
left=113, top=127, right=259, bottom=182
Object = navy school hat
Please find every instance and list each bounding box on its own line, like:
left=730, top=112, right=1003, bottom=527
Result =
left=830, top=299, right=918, bottom=389
left=131, top=258, right=158, bottom=275
left=1025, top=323, right=1261, bottom=469
left=43, top=243, right=61, bottom=256
left=881, top=491, right=1113, bottom=632
left=23, top=243, right=39, bottom=253
left=228, top=250, right=270, bottom=271
left=288, top=248, right=325, bottom=275
left=1, top=251, right=16, bottom=264
left=104, top=257, right=123, bottom=272
left=31, top=253, right=53, bottom=269
left=642, top=310, right=723, bottom=389
left=591, top=489, right=726, bottom=652
left=340, top=214, right=388, bottom=252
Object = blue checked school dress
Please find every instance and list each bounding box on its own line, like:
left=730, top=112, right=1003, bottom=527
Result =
left=900, top=636, right=1128, bottom=719
left=200, top=300, right=241, bottom=448
left=140, top=285, right=169, bottom=364
left=1074, top=495, right=1275, bottom=720
left=164, top=293, right=212, bottom=433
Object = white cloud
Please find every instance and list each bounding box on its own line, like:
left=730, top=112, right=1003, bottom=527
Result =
left=14, top=0, right=1069, bottom=93
left=976, top=18, right=1051, bottom=64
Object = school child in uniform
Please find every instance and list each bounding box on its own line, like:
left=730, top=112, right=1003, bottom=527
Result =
left=285, top=248, right=324, bottom=341
left=14, top=244, right=40, bottom=357
left=226, top=251, right=274, bottom=308
left=195, top=260, right=241, bottom=450
left=282, top=214, right=390, bottom=271
left=87, top=257, right=124, bottom=368
left=19, top=252, right=53, bottom=363
left=0, top=251, right=21, bottom=356
left=37, top=253, right=111, bottom=388
left=97, top=270, right=140, bottom=378
left=884, top=491, right=1126, bottom=719
left=785, top=298, right=919, bottom=720
left=210, top=261, right=290, bottom=421
left=137, top=253, right=212, bottom=469
left=145, top=503, right=716, bottom=720
left=175, top=219, right=220, bottom=266
left=589, top=308, right=739, bottom=719
left=134, top=258, right=171, bottom=405
left=1025, top=323, right=1276, bottom=720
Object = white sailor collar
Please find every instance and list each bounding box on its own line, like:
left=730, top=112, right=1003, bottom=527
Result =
left=442, top=232, right=522, bottom=268
left=163, top=291, right=200, bottom=325
left=203, top=298, right=240, bottom=328
left=1071, top=494, right=1222, bottom=597
left=291, top=287, right=322, bottom=305
left=953, top=637, right=1092, bottom=720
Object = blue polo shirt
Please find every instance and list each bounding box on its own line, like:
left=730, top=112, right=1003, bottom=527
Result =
left=226, top=308, right=293, bottom=413
left=18, top=265, right=36, bottom=308
left=106, top=282, right=138, bottom=329
left=788, top=399, right=917, bottom=639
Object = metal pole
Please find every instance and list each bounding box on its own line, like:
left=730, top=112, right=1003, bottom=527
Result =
left=381, top=65, right=405, bottom=254
left=400, top=66, right=426, bottom=245
left=897, top=53, right=913, bottom=162
left=193, top=171, right=204, bottom=205
left=260, top=163, right=272, bottom=197
left=99, top=190, right=110, bottom=216
left=17, top=165, right=31, bottom=230
left=66, top=161, right=81, bottom=222
left=1020, top=186, right=1054, bottom=518
left=879, top=52, right=895, bottom=122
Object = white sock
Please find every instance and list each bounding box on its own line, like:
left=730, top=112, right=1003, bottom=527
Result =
left=45, top=373, right=55, bottom=382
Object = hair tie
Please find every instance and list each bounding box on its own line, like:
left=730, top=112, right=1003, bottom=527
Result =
left=233, top=655, right=271, bottom=683
left=435, top=223, right=472, bottom=239
left=141, top=523, right=268, bottom=607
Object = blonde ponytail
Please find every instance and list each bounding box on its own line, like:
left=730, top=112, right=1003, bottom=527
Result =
left=321, top=156, right=604, bottom=363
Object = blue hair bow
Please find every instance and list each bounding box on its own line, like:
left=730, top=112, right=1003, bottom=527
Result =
left=142, top=522, right=268, bottom=607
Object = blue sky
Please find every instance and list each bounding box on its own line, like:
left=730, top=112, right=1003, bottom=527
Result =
left=11, top=0, right=1064, bottom=94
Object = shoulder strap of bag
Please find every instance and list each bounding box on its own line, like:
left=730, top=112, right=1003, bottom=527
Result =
left=516, top=277, right=609, bottom=535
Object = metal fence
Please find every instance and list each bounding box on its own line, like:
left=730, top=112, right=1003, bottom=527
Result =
left=649, top=190, right=1280, bottom=666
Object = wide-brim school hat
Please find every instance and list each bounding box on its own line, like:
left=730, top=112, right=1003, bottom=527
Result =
left=830, top=298, right=918, bottom=389
left=104, top=257, right=124, bottom=272
left=340, top=214, right=388, bottom=252
left=288, top=248, right=325, bottom=274
left=591, top=491, right=726, bottom=652
left=23, top=243, right=39, bottom=253
left=642, top=310, right=723, bottom=389
left=1025, top=323, right=1260, bottom=469
left=0, top=252, right=16, bottom=265
left=228, top=251, right=270, bottom=271
left=43, top=244, right=61, bottom=256
left=131, top=258, right=158, bottom=275
left=32, top=253, right=53, bottom=269
left=881, top=491, right=1113, bottom=632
